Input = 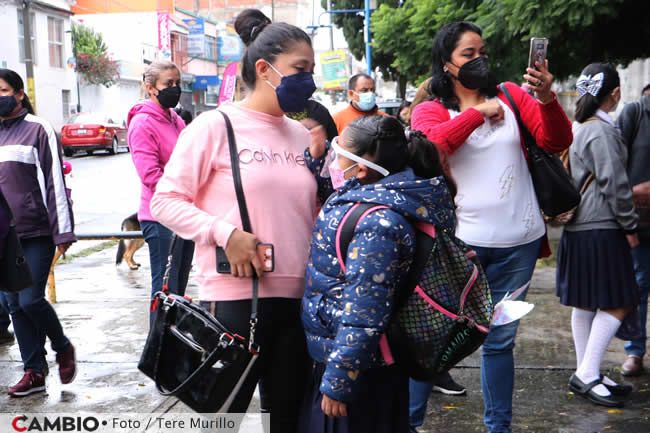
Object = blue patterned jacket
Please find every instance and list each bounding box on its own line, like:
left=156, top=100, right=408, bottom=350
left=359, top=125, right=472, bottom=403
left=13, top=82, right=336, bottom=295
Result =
left=302, top=168, right=456, bottom=402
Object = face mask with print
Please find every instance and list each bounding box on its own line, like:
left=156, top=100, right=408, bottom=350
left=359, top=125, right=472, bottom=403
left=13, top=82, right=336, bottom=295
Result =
left=156, top=86, right=182, bottom=109
left=328, top=157, right=358, bottom=190
left=356, top=91, right=376, bottom=112
left=0, top=95, right=18, bottom=117
left=266, top=63, right=317, bottom=113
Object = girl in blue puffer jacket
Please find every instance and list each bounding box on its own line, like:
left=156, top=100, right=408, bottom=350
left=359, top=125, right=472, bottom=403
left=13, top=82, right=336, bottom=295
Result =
left=299, top=115, right=457, bottom=433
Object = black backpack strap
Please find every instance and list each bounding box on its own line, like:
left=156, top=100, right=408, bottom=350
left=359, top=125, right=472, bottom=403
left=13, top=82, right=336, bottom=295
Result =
left=336, top=203, right=434, bottom=309
left=337, top=203, right=378, bottom=268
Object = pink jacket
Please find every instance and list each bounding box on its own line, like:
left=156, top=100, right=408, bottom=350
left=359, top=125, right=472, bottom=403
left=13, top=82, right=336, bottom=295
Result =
left=127, top=100, right=185, bottom=222
left=151, top=103, right=319, bottom=301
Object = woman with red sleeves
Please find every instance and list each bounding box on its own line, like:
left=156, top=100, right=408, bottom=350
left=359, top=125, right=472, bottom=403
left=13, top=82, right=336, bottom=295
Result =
left=409, top=22, right=572, bottom=433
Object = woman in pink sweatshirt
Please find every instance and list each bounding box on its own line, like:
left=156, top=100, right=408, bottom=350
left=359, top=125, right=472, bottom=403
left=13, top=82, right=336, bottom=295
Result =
left=127, top=60, right=194, bottom=312
left=151, top=9, right=327, bottom=432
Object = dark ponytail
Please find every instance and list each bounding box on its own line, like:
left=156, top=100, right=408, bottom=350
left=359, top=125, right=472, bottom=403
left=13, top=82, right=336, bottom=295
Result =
left=574, top=63, right=619, bottom=123
left=344, top=116, right=456, bottom=196
left=234, top=9, right=312, bottom=89
left=0, top=68, right=35, bottom=115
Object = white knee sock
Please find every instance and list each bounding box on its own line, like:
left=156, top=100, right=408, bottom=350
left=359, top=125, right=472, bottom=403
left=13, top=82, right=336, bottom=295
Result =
left=576, top=310, right=622, bottom=397
left=572, top=308, right=596, bottom=369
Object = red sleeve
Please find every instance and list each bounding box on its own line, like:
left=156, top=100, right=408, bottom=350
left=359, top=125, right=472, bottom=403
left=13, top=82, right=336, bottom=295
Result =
left=499, top=82, right=572, bottom=154
left=411, top=101, right=485, bottom=155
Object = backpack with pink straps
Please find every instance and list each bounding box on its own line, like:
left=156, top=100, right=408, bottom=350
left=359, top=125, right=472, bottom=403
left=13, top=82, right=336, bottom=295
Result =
left=336, top=202, right=493, bottom=380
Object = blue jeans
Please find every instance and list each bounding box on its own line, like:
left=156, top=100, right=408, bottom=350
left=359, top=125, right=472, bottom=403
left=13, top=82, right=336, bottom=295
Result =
left=474, top=237, right=542, bottom=433
left=624, top=243, right=650, bottom=357
left=140, top=221, right=194, bottom=299
left=0, top=237, right=70, bottom=374
left=0, top=301, right=10, bottom=331
left=407, top=237, right=542, bottom=433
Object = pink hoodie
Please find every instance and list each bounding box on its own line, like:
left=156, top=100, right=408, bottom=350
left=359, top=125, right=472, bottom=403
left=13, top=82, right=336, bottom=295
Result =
left=150, top=103, right=319, bottom=301
left=127, top=100, right=185, bottom=222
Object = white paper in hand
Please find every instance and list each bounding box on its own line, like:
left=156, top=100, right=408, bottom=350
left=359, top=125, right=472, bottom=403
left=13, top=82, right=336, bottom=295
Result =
left=491, top=281, right=534, bottom=327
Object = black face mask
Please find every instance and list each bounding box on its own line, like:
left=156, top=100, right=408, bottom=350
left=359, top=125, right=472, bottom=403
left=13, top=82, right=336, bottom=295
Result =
left=156, top=86, right=181, bottom=109
left=452, top=56, right=492, bottom=90
left=0, top=95, right=18, bottom=117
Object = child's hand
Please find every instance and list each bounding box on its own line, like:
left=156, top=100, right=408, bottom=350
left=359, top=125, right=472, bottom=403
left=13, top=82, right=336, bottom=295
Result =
left=321, top=394, right=348, bottom=417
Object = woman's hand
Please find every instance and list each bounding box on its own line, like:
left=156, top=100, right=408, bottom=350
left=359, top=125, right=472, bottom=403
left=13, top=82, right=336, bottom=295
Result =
left=321, top=394, right=348, bottom=417
left=224, top=229, right=264, bottom=278
left=523, top=59, right=555, bottom=104
left=57, top=242, right=73, bottom=258
left=308, top=124, right=328, bottom=159
left=475, top=99, right=504, bottom=122
left=626, top=233, right=640, bottom=249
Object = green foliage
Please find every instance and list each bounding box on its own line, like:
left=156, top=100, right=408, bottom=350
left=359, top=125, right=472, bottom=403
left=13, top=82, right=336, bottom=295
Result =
left=72, top=23, right=119, bottom=88
left=366, top=0, right=650, bottom=90
left=323, top=1, right=401, bottom=84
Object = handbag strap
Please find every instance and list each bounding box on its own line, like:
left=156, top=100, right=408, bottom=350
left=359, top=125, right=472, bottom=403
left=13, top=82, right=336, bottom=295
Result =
left=499, top=83, right=537, bottom=154
left=152, top=296, right=228, bottom=396
left=219, top=110, right=260, bottom=353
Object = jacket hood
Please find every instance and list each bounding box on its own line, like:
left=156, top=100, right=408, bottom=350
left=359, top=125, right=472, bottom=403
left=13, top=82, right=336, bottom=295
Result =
left=329, top=168, right=457, bottom=232
left=127, top=100, right=180, bottom=128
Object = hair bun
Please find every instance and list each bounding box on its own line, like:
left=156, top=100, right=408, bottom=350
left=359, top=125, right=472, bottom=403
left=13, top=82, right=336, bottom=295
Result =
left=235, top=9, right=272, bottom=46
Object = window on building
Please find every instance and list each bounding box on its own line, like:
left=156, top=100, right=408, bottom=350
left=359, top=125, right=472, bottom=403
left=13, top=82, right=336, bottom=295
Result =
left=204, top=36, right=217, bottom=61
left=17, top=11, right=37, bottom=65
left=205, top=85, right=219, bottom=106
left=61, top=90, right=70, bottom=121
left=48, top=17, right=64, bottom=68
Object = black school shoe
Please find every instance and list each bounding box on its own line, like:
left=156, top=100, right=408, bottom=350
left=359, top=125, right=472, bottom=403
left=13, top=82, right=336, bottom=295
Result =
left=600, top=374, right=633, bottom=397
left=432, top=371, right=467, bottom=396
left=568, top=374, right=624, bottom=408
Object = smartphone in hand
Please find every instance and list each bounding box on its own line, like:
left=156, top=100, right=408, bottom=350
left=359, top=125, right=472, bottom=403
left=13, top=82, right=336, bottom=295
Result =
left=216, top=243, right=275, bottom=274
left=528, top=37, right=548, bottom=70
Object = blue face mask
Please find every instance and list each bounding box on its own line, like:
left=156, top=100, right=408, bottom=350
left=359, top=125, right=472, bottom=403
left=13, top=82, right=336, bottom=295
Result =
left=355, top=91, right=376, bottom=112
left=266, top=63, right=316, bottom=113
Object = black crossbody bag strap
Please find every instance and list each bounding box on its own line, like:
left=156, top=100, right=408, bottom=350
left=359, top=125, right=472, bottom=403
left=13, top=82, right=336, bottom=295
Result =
left=219, top=110, right=260, bottom=352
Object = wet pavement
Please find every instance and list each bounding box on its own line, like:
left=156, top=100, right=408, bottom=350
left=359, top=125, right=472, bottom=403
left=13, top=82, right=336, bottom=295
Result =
left=0, top=247, right=648, bottom=432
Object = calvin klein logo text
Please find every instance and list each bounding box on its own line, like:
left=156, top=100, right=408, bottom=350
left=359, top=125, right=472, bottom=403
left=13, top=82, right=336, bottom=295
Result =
left=238, top=149, right=306, bottom=167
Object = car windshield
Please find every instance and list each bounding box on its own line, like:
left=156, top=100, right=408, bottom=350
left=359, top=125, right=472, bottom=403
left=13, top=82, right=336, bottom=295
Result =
left=69, top=114, right=108, bottom=124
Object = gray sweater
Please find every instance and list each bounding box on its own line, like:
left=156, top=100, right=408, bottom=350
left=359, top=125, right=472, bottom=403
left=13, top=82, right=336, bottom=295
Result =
left=566, top=116, right=638, bottom=232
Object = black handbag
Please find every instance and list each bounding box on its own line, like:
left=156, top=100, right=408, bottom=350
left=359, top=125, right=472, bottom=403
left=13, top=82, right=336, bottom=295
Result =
left=138, top=110, right=260, bottom=413
left=0, top=189, right=33, bottom=292
left=500, top=84, right=581, bottom=218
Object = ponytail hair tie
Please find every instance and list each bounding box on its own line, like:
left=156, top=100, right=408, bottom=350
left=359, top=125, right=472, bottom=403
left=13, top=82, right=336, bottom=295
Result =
left=250, top=20, right=271, bottom=42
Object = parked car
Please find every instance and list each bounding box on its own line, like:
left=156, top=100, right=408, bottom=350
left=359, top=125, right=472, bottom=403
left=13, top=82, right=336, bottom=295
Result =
left=61, top=113, right=129, bottom=157
left=378, top=99, right=403, bottom=117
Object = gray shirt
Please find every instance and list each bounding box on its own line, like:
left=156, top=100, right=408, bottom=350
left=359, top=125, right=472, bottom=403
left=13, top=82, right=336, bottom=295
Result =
left=566, top=113, right=638, bottom=232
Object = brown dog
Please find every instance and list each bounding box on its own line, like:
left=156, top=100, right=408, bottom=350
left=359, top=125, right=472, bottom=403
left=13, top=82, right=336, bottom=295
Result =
left=115, top=213, right=145, bottom=270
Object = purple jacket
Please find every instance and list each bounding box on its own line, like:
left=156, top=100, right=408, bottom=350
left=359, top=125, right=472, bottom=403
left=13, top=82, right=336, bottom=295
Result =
left=127, top=101, right=185, bottom=222
left=0, top=110, right=76, bottom=245
left=0, top=193, right=9, bottom=257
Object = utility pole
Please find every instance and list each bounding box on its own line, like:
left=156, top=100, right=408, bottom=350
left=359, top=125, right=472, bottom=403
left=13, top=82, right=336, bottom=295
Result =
left=364, top=0, right=372, bottom=74
left=327, top=0, right=334, bottom=50
left=22, top=0, right=36, bottom=109
left=271, top=0, right=275, bottom=21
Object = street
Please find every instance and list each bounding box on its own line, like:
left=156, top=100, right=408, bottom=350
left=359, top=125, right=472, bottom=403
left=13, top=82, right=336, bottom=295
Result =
left=64, top=151, right=140, bottom=235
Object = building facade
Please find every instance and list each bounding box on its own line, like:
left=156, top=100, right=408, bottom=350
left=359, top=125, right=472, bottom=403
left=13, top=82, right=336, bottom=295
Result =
left=0, top=0, right=77, bottom=130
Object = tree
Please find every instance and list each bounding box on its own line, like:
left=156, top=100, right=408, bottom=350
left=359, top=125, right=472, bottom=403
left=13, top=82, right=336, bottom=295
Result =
left=72, top=23, right=120, bottom=87
left=371, top=0, right=650, bottom=90
left=323, top=0, right=407, bottom=96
